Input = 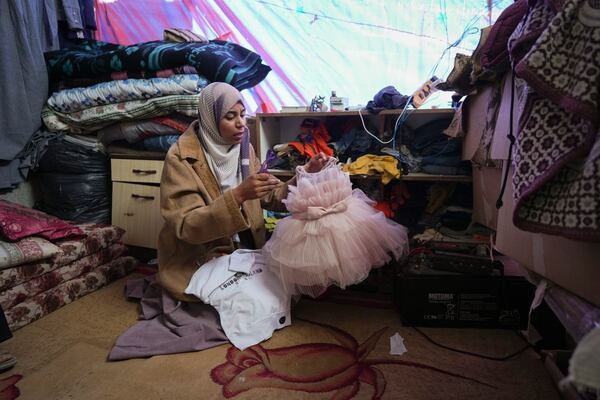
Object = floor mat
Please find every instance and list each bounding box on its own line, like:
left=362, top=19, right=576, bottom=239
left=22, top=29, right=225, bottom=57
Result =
left=0, top=274, right=560, bottom=400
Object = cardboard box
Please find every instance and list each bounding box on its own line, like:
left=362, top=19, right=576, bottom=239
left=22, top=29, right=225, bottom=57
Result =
left=462, top=73, right=515, bottom=230
left=461, top=84, right=493, bottom=161
left=472, top=166, right=502, bottom=230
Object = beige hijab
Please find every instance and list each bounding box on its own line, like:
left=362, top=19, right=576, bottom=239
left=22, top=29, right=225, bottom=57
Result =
left=196, top=82, right=245, bottom=190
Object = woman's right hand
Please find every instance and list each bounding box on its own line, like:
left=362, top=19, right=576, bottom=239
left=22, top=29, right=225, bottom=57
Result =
left=233, top=173, right=281, bottom=204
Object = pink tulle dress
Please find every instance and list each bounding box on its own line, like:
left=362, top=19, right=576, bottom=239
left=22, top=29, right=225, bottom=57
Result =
left=262, top=158, right=409, bottom=297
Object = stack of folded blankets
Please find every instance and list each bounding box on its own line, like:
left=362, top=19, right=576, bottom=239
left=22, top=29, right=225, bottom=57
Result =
left=0, top=200, right=136, bottom=331
left=41, top=33, right=271, bottom=152
left=36, top=33, right=271, bottom=223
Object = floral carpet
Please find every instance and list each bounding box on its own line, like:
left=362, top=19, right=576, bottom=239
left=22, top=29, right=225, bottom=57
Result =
left=0, top=275, right=560, bottom=400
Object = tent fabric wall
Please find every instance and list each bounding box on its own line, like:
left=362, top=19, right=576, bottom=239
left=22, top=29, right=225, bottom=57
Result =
left=94, top=0, right=510, bottom=113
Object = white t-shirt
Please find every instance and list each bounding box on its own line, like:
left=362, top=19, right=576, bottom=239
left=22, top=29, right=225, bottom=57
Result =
left=184, top=249, right=292, bottom=350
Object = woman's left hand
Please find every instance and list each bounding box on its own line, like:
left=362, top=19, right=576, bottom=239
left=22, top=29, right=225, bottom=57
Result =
left=304, top=152, right=329, bottom=173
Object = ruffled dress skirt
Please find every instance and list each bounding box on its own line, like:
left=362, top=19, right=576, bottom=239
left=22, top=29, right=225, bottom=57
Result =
left=262, top=160, right=408, bottom=297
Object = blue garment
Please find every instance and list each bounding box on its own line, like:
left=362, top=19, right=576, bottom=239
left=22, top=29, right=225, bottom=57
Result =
left=133, top=135, right=179, bottom=152
left=366, top=86, right=410, bottom=114
left=421, top=154, right=464, bottom=168
left=56, top=0, right=83, bottom=30
left=331, top=127, right=376, bottom=164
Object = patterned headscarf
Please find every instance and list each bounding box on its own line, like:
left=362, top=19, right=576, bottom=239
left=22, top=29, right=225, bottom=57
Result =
left=196, top=82, right=250, bottom=191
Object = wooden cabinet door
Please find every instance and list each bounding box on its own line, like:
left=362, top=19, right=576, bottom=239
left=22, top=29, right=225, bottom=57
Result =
left=111, top=182, right=163, bottom=248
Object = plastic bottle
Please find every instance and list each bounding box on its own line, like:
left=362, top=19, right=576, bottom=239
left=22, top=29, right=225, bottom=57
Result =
left=330, top=91, right=344, bottom=111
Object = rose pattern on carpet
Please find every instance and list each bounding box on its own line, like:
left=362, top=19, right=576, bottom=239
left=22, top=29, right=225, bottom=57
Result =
left=211, top=319, right=493, bottom=399
left=0, top=374, right=21, bottom=400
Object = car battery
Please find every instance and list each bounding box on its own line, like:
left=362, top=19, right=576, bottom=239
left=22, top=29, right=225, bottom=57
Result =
left=394, top=257, right=535, bottom=329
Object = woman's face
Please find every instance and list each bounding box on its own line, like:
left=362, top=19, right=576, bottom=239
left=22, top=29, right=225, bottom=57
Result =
left=219, top=102, right=246, bottom=145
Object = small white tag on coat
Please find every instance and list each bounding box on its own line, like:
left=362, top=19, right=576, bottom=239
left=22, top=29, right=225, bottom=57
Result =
left=241, top=159, right=250, bottom=165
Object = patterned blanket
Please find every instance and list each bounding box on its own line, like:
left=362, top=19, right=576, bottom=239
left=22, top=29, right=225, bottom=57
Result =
left=509, top=0, right=600, bottom=241
left=0, top=242, right=126, bottom=310
left=44, top=39, right=271, bottom=91
left=0, top=223, right=124, bottom=291
left=42, top=94, right=200, bottom=133
left=6, top=256, right=136, bottom=331
left=47, top=74, right=209, bottom=113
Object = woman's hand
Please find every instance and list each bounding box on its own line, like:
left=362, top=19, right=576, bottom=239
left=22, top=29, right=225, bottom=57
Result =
left=304, top=152, right=329, bottom=173
left=233, top=173, right=281, bottom=204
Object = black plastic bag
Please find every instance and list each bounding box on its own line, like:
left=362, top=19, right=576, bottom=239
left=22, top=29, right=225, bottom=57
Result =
left=37, top=138, right=108, bottom=174
left=35, top=172, right=111, bottom=224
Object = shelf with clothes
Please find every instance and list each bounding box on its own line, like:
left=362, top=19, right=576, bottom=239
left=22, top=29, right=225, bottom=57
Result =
left=267, top=169, right=471, bottom=183
left=257, top=108, right=476, bottom=302
left=258, top=107, right=474, bottom=241
left=256, top=108, right=471, bottom=183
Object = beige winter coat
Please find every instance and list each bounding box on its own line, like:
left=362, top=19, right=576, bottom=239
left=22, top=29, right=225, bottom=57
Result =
left=157, top=122, right=291, bottom=301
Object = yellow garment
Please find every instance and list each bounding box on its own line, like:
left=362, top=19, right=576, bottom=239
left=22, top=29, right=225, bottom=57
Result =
left=264, top=216, right=280, bottom=232
left=341, top=155, right=400, bottom=184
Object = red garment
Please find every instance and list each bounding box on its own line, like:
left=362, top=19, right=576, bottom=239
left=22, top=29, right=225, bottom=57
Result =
left=288, top=119, right=334, bottom=159
left=374, top=201, right=394, bottom=218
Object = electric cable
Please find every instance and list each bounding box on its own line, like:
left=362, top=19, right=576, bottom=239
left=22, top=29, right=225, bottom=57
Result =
left=356, top=98, right=413, bottom=145
left=495, top=3, right=532, bottom=209
left=406, top=322, right=533, bottom=361
left=353, top=0, right=511, bottom=149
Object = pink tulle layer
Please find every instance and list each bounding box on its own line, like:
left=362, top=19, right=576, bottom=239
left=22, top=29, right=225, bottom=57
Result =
left=262, top=162, right=408, bottom=297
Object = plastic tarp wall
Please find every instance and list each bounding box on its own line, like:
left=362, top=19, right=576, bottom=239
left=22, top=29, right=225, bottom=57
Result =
left=95, top=0, right=510, bottom=113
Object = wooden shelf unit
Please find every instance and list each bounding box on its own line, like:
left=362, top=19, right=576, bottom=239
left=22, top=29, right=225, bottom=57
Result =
left=257, top=108, right=469, bottom=183
left=267, top=168, right=471, bottom=183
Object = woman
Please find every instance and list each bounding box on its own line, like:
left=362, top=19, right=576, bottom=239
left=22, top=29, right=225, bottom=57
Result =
left=157, top=82, right=327, bottom=302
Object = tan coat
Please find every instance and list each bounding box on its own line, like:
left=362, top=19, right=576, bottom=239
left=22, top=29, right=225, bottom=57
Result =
left=157, top=122, right=292, bottom=301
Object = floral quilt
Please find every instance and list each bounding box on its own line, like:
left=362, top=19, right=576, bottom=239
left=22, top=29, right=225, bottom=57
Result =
left=1, top=242, right=126, bottom=310
left=0, top=238, right=60, bottom=271
left=0, top=223, right=124, bottom=291
left=6, top=256, right=137, bottom=331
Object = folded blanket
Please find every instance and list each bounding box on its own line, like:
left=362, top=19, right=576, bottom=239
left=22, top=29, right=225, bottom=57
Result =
left=0, top=237, right=60, bottom=271
left=47, top=74, right=209, bottom=113
left=98, top=120, right=180, bottom=145
left=0, top=223, right=124, bottom=291
left=42, top=94, right=200, bottom=133
left=54, top=65, right=199, bottom=91
left=44, top=39, right=270, bottom=91
left=0, top=242, right=127, bottom=309
left=6, top=256, right=137, bottom=331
